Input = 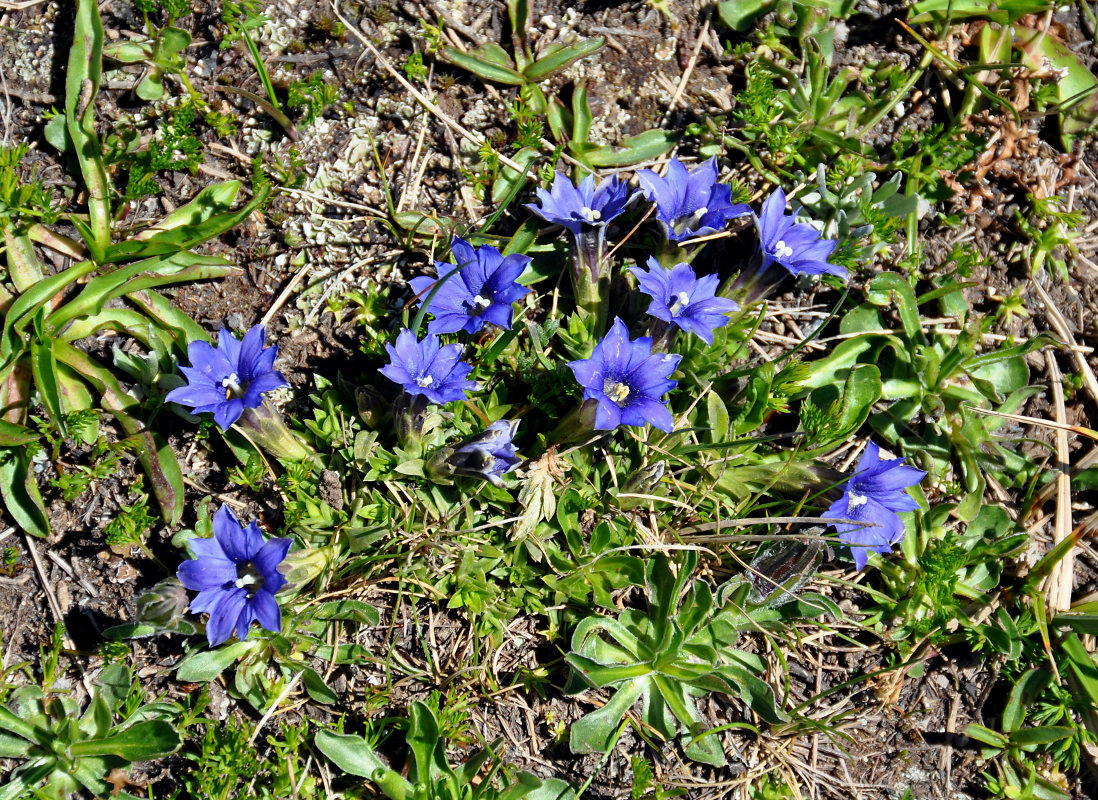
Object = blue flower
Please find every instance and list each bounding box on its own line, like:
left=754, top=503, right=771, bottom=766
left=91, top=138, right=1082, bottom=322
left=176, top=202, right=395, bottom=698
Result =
left=525, top=171, right=635, bottom=235
left=568, top=318, right=681, bottom=432
left=441, top=420, right=522, bottom=486
left=823, top=441, right=927, bottom=570
left=636, top=157, right=750, bottom=242
left=165, top=324, right=289, bottom=430
left=379, top=329, right=477, bottom=405
left=754, top=188, right=845, bottom=279
left=409, top=237, right=531, bottom=335
left=177, top=504, right=291, bottom=646
left=630, top=257, right=739, bottom=344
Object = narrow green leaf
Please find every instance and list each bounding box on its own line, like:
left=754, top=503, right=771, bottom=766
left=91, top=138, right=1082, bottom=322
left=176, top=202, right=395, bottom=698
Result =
left=577, top=129, right=678, bottom=168
left=54, top=342, right=185, bottom=524
left=524, top=37, right=605, bottom=82
left=440, top=45, right=525, bottom=85
left=68, top=720, right=180, bottom=760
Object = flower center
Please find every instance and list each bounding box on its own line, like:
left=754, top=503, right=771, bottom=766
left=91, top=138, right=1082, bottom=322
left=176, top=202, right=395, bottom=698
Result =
left=234, top=561, right=265, bottom=598
left=222, top=372, right=245, bottom=400
left=773, top=239, right=794, bottom=260
left=416, top=375, right=434, bottom=388
left=465, top=293, right=493, bottom=316
left=668, top=291, right=691, bottom=317
left=848, top=491, right=868, bottom=510
left=580, top=206, right=601, bottom=223
left=603, top=378, right=631, bottom=407
left=674, top=206, right=709, bottom=235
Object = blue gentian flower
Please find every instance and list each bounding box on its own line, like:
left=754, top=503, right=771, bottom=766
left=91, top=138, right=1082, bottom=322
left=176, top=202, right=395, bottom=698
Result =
left=525, top=171, right=635, bottom=235
left=636, top=157, right=750, bottom=242
left=165, top=324, right=289, bottom=430
left=568, top=318, right=681, bottom=432
left=823, top=441, right=927, bottom=570
left=379, top=329, right=477, bottom=405
left=409, top=237, right=531, bottom=335
left=444, top=419, right=522, bottom=486
left=755, top=188, right=845, bottom=279
left=630, top=256, right=739, bottom=344
left=177, top=504, right=291, bottom=647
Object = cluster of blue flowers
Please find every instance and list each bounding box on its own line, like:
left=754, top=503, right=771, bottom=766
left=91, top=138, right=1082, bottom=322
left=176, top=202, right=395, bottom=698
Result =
left=164, top=158, right=923, bottom=646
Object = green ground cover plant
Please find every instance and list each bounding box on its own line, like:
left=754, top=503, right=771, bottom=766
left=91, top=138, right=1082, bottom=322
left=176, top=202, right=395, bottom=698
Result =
left=2, top=0, right=1098, bottom=797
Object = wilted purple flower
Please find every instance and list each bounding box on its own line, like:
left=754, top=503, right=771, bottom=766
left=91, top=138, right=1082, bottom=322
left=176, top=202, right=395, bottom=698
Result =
left=379, top=329, right=477, bottom=405
left=165, top=324, right=289, bottom=430
left=178, top=504, right=291, bottom=647
left=636, top=157, right=750, bottom=243
left=823, top=441, right=926, bottom=570
left=409, top=237, right=531, bottom=335
left=630, top=257, right=739, bottom=344
left=525, top=172, right=635, bottom=235
left=568, top=318, right=681, bottom=432
left=431, top=419, right=522, bottom=486
left=755, top=188, right=845, bottom=279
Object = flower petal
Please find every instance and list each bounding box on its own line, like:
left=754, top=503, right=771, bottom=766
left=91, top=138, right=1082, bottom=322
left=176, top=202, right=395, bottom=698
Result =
left=205, top=587, right=247, bottom=646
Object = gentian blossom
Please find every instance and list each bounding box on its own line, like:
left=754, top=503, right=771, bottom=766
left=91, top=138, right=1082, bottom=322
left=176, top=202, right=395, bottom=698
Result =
left=822, top=441, right=926, bottom=570
left=409, top=237, right=531, bottom=335
left=177, top=504, right=291, bottom=647
left=165, top=324, right=289, bottom=430
left=431, top=419, right=522, bottom=486
left=379, top=329, right=477, bottom=405
left=754, top=188, right=845, bottom=279
left=630, top=256, right=739, bottom=344
left=636, top=157, right=750, bottom=242
left=568, top=318, right=680, bottom=432
left=525, top=171, right=635, bottom=235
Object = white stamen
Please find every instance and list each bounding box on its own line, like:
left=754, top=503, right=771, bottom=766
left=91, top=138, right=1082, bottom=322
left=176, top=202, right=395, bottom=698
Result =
left=774, top=240, right=794, bottom=260
left=580, top=206, right=601, bottom=223
left=221, top=373, right=241, bottom=390
left=604, top=378, right=631, bottom=406
left=848, top=491, right=868, bottom=510
left=669, top=291, right=691, bottom=316
left=472, top=294, right=491, bottom=308
left=416, top=375, right=434, bottom=388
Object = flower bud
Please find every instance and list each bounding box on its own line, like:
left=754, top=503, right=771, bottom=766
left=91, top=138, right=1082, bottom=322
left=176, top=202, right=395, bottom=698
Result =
left=278, top=544, right=334, bottom=592
left=427, top=420, right=521, bottom=486
left=135, top=578, right=190, bottom=628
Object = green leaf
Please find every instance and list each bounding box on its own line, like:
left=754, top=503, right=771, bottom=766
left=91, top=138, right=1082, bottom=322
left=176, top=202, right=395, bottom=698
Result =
left=0, top=420, right=37, bottom=446
left=174, top=642, right=250, bottom=682
left=441, top=45, right=524, bottom=85
left=101, top=182, right=270, bottom=262
left=577, top=129, right=678, bottom=168
left=312, top=599, right=381, bottom=625
left=157, top=26, right=192, bottom=58
left=0, top=758, right=54, bottom=800
left=0, top=446, right=50, bottom=537
left=68, top=720, right=180, bottom=760
left=54, top=342, right=185, bottom=524
left=1008, top=726, right=1076, bottom=747
left=1003, top=668, right=1048, bottom=732
left=65, top=0, right=112, bottom=253
left=962, top=722, right=1009, bottom=749
left=1014, top=24, right=1098, bottom=149
left=717, top=0, right=775, bottom=31
left=132, top=181, right=241, bottom=242
left=523, top=37, right=604, bottom=82
left=315, top=729, right=406, bottom=790
left=865, top=272, right=924, bottom=344
left=299, top=667, right=338, bottom=704
left=568, top=676, right=647, bottom=754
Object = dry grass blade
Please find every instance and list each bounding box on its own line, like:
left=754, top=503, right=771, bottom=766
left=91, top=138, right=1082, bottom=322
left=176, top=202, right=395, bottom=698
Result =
left=1044, top=351, right=1074, bottom=613
left=1032, top=279, right=1098, bottom=407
